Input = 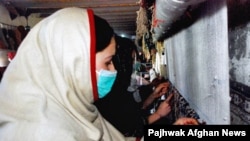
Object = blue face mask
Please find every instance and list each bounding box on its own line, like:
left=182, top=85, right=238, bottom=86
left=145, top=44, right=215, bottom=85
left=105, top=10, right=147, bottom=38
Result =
left=96, top=69, right=117, bottom=98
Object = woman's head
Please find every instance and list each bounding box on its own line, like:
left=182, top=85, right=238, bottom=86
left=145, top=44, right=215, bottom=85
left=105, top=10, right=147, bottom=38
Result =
left=94, top=15, right=116, bottom=72
left=113, top=36, right=139, bottom=88
left=95, top=36, right=117, bottom=98
left=94, top=15, right=117, bottom=99
left=1, top=7, right=117, bottom=105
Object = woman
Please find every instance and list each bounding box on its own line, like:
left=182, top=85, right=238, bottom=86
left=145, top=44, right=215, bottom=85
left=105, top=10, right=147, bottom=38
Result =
left=95, top=36, right=199, bottom=138
left=0, top=7, right=140, bottom=141
left=95, top=36, right=144, bottom=137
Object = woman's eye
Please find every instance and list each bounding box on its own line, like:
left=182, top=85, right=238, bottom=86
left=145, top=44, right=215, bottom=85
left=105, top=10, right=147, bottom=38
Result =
left=105, top=61, right=112, bottom=66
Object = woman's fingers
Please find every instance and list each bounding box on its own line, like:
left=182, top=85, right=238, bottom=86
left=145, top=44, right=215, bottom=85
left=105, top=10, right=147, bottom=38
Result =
left=165, top=93, right=174, bottom=103
left=173, top=117, right=199, bottom=125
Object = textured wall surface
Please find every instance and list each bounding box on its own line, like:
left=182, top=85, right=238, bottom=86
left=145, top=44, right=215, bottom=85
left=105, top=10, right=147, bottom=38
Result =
left=229, top=25, right=250, bottom=86
left=165, top=0, right=230, bottom=124
left=228, top=0, right=250, bottom=124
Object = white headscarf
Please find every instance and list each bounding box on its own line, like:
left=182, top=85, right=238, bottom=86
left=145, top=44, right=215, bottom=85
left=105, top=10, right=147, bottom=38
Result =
left=0, top=7, right=139, bottom=141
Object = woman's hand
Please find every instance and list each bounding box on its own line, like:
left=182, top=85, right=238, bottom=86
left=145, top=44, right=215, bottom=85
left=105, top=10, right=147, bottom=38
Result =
left=148, top=93, right=173, bottom=124
left=142, top=82, right=171, bottom=110
left=152, top=82, right=170, bottom=98
left=155, top=93, right=173, bottom=117
left=173, top=117, right=199, bottom=125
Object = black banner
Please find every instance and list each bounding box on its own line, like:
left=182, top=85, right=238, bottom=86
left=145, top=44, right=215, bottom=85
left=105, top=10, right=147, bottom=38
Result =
left=144, top=125, right=250, bottom=140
